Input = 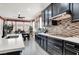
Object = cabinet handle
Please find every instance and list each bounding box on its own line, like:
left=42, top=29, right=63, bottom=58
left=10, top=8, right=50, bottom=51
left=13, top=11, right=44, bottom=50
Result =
left=66, top=43, right=75, bottom=47
left=54, top=46, right=60, bottom=49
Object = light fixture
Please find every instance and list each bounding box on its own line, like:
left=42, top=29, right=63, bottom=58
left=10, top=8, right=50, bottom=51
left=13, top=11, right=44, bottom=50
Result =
left=18, top=11, right=25, bottom=19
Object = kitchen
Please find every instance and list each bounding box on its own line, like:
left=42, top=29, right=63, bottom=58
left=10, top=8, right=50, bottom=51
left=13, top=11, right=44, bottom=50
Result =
left=0, top=3, right=79, bottom=55
left=35, top=3, right=79, bottom=55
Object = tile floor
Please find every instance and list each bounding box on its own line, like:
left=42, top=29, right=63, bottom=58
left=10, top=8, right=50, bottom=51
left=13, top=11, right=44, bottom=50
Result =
left=21, top=38, right=49, bottom=55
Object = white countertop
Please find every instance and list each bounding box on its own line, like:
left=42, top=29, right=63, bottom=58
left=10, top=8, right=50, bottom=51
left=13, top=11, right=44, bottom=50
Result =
left=0, top=34, right=25, bottom=54
left=38, top=33, right=79, bottom=44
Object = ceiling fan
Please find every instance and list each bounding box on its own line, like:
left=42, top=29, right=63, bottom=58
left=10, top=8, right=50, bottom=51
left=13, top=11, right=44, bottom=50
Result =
left=18, top=14, right=25, bottom=19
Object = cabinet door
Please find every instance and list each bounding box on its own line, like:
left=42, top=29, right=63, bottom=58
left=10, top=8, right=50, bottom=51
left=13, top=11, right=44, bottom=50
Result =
left=72, top=3, right=79, bottom=20
left=53, top=3, right=70, bottom=16
left=47, top=37, right=63, bottom=55
left=49, top=37, right=63, bottom=46
left=48, top=4, right=53, bottom=26
left=64, top=41, right=78, bottom=55
left=44, top=9, right=49, bottom=26
left=35, top=35, right=41, bottom=45
left=44, top=4, right=53, bottom=26
left=42, top=12, right=45, bottom=26
left=47, top=41, right=62, bottom=55
left=59, top=3, right=69, bottom=14
left=65, top=48, right=78, bottom=55
left=40, top=35, right=44, bottom=48
left=53, top=3, right=60, bottom=16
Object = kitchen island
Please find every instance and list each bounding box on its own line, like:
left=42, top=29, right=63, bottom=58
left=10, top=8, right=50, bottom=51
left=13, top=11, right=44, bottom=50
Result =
left=35, top=33, right=79, bottom=55
left=0, top=34, right=25, bottom=55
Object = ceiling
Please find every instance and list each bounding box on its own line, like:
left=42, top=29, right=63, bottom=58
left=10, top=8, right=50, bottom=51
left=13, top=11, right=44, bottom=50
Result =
left=0, top=3, right=50, bottom=20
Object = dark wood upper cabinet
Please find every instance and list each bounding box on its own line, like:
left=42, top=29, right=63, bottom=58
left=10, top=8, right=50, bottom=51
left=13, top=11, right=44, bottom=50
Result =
left=53, top=3, right=60, bottom=16
left=43, top=4, right=53, bottom=26
left=47, top=4, right=53, bottom=26
left=71, top=3, right=79, bottom=21
left=42, top=11, right=45, bottom=26
left=44, top=9, right=49, bottom=26
left=59, top=3, right=70, bottom=14
left=42, top=3, right=70, bottom=26
left=53, top=3, right=70, bottom=16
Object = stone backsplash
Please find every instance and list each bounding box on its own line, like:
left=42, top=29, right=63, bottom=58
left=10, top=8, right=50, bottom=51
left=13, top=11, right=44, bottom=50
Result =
left=47, top=14, right=79, bottom=37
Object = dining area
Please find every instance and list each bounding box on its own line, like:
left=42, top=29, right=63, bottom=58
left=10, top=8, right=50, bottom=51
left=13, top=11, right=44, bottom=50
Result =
left=14, top=29, right=30, bottom=41
left=0, top=16, right=34, bottom=42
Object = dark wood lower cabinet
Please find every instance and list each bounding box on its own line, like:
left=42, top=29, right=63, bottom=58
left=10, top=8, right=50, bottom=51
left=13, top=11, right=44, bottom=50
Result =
left=35, top=35, right=47, bottom=51
left=35, top=34, right=79, bottom=55
left=64, top=48, right=78, bottom=55
left=47, top=38, right=63, bottom=55
left=64, top=41, right=79, bottom=55
left=47, top=45, right=62, bottom=55
left=35, top=35, right=41, bottom=45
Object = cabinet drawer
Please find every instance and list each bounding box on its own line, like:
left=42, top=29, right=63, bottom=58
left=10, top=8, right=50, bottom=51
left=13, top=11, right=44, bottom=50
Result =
left=48, top=42, right=62, bottom=49
left=65, top=41, right=79, bottom=50
left=47, top=42, right=62, bottom=54
left=65, top=48, right=78, bottom=55
left=48, top=37, right=63, bottom=46
left=48, top=39, right=63, bottom=46
left=47, top=46, right=62, bottom=55
left=65, top=41, right=79, bottom=55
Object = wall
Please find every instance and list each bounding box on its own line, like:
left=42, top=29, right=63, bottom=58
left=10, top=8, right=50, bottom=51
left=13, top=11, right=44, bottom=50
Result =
left=47, top=14, right=79, bottom=37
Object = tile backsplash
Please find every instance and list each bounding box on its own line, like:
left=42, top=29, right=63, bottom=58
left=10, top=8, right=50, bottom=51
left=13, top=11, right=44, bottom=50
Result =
left=47, top=14, right=79, bottom=37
